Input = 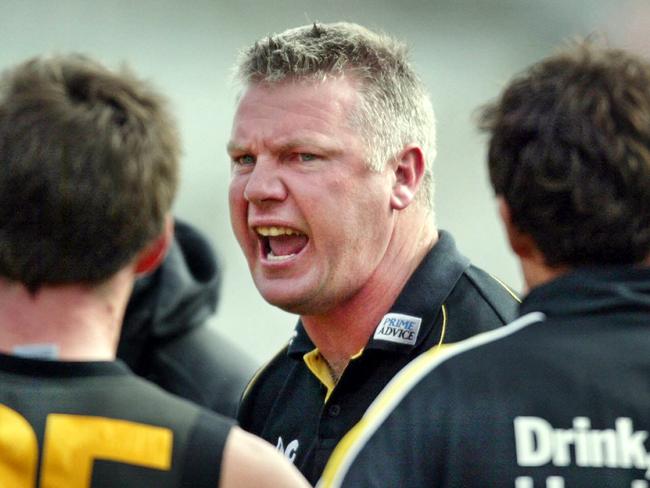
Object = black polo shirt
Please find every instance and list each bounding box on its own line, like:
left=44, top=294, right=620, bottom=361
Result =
left=319, top=266, right=650, bottom=487
left=238, top=231, right=520, bottom=484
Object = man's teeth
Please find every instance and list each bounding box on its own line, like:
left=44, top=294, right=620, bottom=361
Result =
left=267, top=251, right=296, bottom=261
left=256, top=226, right=303, bottom=237
left=255, top=226, right=305, bottom=261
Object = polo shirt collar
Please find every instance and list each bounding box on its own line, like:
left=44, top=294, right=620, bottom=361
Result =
left=520, top=264, right=650, bottom=317
left=287, top=230, right=470, bottom=357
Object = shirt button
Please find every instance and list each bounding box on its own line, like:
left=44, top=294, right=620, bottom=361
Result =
left=328, top=404, right=341, bottom=417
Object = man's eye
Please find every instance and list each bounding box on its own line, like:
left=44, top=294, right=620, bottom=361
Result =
left=235, top=155, right=255, bottom=165
left=299, top=153, right=317, bottom=162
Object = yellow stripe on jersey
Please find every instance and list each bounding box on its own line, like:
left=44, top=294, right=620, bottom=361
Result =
left=0, top=404, right=38, bottom=487
left=436, top=303, right=447, bottom=348
left=489, top=273, right=522, bottom=303
left=304, top=347, right=365, bottom=404
left=304, top=349, right=337, bottom=403
left=41, top=415, right=173, bottom=488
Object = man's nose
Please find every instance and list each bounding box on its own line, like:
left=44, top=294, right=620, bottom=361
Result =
left=243, top=158, right=287, bottom=204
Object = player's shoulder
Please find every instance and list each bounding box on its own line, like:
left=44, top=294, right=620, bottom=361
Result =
left=465, top=265, right=520, bottom=307
left=399, top=312, right=546, bottom=402
left=115, top=369, right=234, bottom=428
left=364, top=312, right=544, bottom=420
left=442, top=265, right=520, bottom=340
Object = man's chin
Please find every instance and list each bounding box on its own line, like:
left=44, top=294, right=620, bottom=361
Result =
left=257, top=287, right=320, bottom=316
left=253, top=274, right=336, bottom=315
left=261, top=293, right=307, bottom=315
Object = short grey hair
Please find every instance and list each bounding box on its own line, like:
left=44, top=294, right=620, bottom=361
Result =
left=235, top=22, right=437, bottom=210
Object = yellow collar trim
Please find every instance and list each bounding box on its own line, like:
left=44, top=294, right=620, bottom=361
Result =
left=303, top=348, right=365, bottom=403
left=303, top=349, right=337, bottom=403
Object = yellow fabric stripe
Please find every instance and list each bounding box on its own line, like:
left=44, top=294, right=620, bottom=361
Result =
left=304, top=349, right=337, bottom=403
left=41, top=415, right=172, bottom=488
left=436, top=303, right=447, bottom=348
left=0, top=404, right=38, bottom=487
left=304, top=347, right=365, bottom=404
left=489, top=273, right=522, bottom=303
left=350, top=348, right=364, bottom=360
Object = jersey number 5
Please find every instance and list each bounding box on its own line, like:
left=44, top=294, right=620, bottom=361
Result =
left=0, top=404, right=173, bottom=487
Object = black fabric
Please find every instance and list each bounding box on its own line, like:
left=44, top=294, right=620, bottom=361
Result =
left=238, top=231, right=520, bottom=484
left=0, top=353, right=234, bottom=487
left=333, top=266, right=650, bottom=487
left=180, top=410, right=232, bottom=487
left=118, top=218, right=257, bottom=417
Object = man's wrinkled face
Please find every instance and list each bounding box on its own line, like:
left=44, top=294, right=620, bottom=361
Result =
left=228, top=77, right=395, bottom=315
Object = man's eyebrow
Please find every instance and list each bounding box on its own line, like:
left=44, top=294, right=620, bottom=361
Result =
left=226, top=138, right=344, bottom=156
left=226, top=141, right=246, bottom=154
left=275, top=138, right=343, bottom=155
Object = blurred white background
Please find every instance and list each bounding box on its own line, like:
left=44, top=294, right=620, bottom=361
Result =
left=1, top=0, right=645, bottom=364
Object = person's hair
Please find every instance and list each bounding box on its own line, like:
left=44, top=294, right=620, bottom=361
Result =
left=479, top=40, right=650, bottom=266
left=235, top=22, right=437, bottom=209
left=0, top=54, right=180, bottom=291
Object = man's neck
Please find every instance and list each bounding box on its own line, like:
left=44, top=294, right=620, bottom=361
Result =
left=302, top=215, right=437, bottom=377
left=0, top=271, right=134, bottom=361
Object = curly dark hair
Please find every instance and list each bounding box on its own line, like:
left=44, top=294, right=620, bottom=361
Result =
left=0, top=54, right=180, bottom=291
left=479, top=41, right=650, bottom=267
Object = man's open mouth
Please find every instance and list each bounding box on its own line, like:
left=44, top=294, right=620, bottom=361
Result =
left=256, top=226, right=308, bottom=262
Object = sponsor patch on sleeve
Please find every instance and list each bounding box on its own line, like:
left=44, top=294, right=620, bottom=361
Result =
left=373, top=313, right=422, bottom=346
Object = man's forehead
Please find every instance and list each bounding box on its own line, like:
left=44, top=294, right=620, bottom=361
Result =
left=238, top=75, right=360, bottom=106
left=233, top=83, right=356, bottom=124
left=228, top=129, right=346, bottom=155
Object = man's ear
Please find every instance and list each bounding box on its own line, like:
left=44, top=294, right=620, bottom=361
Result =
left=134, top=216, right=174, bottom=275
left=497, top=197, right=537, bottom=260
left=390, top=145, right=425, bottom=210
